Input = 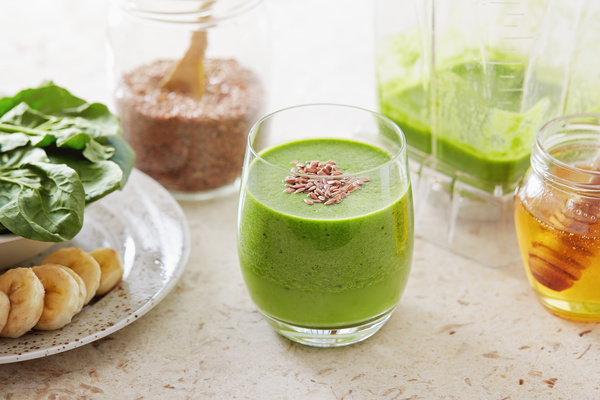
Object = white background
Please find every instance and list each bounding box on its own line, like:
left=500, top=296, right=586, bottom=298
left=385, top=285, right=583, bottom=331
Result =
left=0, top=0, right=376, bottom=112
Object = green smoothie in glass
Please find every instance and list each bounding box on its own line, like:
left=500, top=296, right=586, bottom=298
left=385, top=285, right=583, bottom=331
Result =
left=238, top=105, right=414, bottom=346
left=238, top=138, right=413, bottom=329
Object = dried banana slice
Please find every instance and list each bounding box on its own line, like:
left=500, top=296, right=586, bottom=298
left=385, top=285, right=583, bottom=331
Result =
left=0, top=291, right=9, bottom=334
left=89, top=248, right=124, bottom=296
left=0, top=268, right=44, bottom=338
left=51, top=264, right=87, bottom=313
left=31, top=265, right=81, bottom=330
left=42, top=248, right=101, bottom=305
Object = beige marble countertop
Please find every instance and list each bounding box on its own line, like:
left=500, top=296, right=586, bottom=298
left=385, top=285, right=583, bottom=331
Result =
left=0, top=1, right=598, bottom=399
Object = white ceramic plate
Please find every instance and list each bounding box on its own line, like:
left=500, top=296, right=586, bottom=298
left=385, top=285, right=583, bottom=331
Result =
left=0, top=235, right=54, bottom=270
left=0, top=169, right=190, bottom=364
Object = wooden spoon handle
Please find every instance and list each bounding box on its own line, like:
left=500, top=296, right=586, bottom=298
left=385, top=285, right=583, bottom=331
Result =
left=590, top=154, right=600, bottom=185
left=159, top=30, right=208, bottom=98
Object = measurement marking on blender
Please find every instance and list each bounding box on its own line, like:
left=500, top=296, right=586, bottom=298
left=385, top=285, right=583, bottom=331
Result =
left=499, top=88, right=524, bottom=92
left=500, top=75, right=515, bottom=79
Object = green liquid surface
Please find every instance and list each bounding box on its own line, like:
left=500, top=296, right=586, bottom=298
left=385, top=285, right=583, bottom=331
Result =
left=238, top=139, right=414, bottom=328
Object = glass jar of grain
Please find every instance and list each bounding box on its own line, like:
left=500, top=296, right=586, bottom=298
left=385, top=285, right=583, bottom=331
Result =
left=107, top=0, right=268, bottom=200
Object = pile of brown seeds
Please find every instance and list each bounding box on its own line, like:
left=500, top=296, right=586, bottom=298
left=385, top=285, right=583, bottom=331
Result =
left=283, top=160, right=369, bottom=205
left=117, top=58, right=263, bottom=192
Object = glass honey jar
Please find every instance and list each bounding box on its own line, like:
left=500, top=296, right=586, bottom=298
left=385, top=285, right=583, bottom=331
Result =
left=515, top=114, right=600, bottom=321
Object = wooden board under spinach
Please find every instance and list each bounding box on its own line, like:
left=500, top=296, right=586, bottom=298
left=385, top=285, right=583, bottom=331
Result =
left=0, top=82, right=135, bottom=242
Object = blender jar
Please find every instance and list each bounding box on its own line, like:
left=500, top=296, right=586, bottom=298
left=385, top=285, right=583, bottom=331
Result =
left=375, top=0, right=600, bottom=267
left=107, top=0, right=268, bottom=200
left=375, top=0, right=431, bottom=160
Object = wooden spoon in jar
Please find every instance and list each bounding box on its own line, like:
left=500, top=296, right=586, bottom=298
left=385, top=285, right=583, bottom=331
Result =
left=589, top=153, right=600, bottom=185
left=158, top=0, right=215, bottom=98
left=527, top=152, right=600, bottom=292
left=159, top=29, right=208, bottom=99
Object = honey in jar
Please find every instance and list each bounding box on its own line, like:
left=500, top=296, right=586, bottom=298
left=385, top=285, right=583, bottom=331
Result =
left=515, top=114, right=600, bottom=320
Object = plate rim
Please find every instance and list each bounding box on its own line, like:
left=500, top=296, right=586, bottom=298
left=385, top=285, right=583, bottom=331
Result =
left=0, top=169, right=191, bottom=364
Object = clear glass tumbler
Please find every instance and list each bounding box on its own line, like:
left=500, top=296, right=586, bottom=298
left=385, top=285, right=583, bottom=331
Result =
left=515, top=114, right=600, bottom=321
left=237, top=104, right=414, bottom=347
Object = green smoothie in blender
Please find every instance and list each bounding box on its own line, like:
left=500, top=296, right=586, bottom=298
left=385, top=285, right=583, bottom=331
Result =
left=377, top=32, right=432, bottom=155
left=377, top=35, right=554, bottom=186
left=432, top=59, right=551, bottom=184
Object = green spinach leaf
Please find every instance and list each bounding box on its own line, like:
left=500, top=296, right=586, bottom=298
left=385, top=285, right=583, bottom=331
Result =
left=105, top=135, right=136, bottom=188
left=1, top=145, right=49, bottom=168
left=0, top=82, right=135, bottom=241
left=0, top=159, right=85, bottom=242
left=49, top=154, right=123, bottom=203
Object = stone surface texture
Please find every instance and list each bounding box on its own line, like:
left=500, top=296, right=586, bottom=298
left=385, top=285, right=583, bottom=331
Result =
left=0, top=1, right=598, bottom=399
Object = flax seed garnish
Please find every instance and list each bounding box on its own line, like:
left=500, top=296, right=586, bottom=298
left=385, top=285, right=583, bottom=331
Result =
left=283, top=159, right=369, bottom=205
